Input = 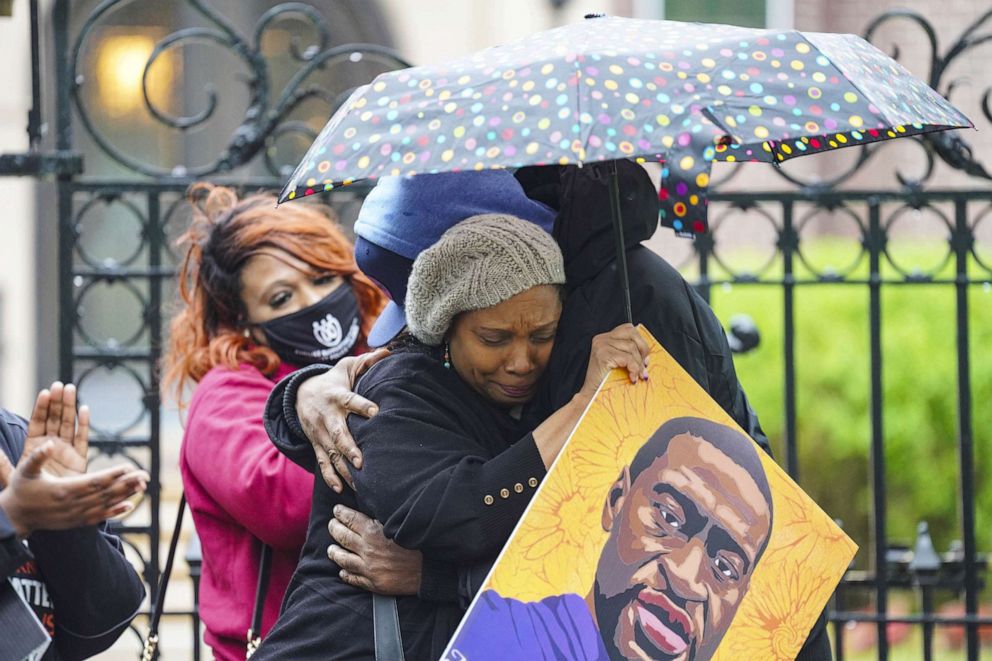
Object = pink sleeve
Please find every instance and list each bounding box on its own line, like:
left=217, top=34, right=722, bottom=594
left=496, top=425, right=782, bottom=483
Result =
left=183, top=366, right=313, bottom=550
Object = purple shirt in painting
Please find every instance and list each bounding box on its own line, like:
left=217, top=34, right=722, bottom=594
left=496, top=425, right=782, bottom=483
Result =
left=445, top=590, right=609, bottom=661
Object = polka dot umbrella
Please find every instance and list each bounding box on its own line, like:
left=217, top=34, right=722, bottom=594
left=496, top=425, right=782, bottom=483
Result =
left=281, top=15, right=969, bottom=228
left=280, top=14, right=970, bottom=318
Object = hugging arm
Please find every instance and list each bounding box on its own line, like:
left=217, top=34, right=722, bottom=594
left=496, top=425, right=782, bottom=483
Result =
left=351, top=376, right=546, bottom=564
left=264, top=321, right=649, bottom=483
left=350, top=331, right=645, bottom=566
left=264, top=363, right=331, bottom=475
left=264, top=350, right=389, bottom=491
left=266, top=359, right=482, bottom=600
left=327, top=503, right=490, bottom=606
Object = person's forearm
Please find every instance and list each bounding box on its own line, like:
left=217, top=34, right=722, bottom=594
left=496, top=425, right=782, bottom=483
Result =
left=530, top=390, right=593, bottom=468
left=372, top=435, right=546, bottom=564
left=263, top=364, right=332, bottom=472
left=30, top=525, right=143, bottom=658
left=382, top=393, right=595, bottom=558
left=418, top=558, right=494, bottom=609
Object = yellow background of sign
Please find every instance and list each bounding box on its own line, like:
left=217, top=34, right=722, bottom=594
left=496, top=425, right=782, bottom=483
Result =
left=487, top=330, right=858, bottom=660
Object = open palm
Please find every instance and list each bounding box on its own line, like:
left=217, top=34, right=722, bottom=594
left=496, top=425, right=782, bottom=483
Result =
left=22, top=382, right=89, bottom=477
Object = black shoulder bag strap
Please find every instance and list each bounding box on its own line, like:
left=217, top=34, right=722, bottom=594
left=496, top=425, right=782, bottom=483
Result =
left=141, top=493, right=274, bottom=661
left=245, top=543, right=273, bottom=658
left=372, top=593, right=405, bottom=661
left=142, top=493, right=186, bottom=661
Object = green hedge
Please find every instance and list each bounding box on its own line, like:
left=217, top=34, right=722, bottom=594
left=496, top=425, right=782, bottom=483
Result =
left=703, top=241, right=992, bottom=564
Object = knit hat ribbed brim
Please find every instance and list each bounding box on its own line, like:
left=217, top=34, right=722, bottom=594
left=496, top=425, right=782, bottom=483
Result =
left=405, top=214, right=566, bottom=346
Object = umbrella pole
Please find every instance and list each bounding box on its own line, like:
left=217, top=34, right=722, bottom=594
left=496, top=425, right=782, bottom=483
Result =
left=607, top=160, right=634, bottom=324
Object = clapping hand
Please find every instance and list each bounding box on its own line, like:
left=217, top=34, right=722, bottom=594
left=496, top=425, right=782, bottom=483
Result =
left=0, top=442, right=148, bottom=538
left=0, top=383, right=149, bottom=538
left=22, top=382, right=89, bottom=477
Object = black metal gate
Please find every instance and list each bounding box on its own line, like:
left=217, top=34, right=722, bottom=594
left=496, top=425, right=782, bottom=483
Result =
left=1, top=1, right=990, bottom=658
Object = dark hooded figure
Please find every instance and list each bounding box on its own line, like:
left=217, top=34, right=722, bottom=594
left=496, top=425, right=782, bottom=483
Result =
left=514, top=163, right=829, bottom=660
left=516, top=162, right=767, bottom=446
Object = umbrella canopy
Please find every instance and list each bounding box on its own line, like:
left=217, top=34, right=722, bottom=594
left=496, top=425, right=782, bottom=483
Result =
left=280, top=15, right=970, bottom=235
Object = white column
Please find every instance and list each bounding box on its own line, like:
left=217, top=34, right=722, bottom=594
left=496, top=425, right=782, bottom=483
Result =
left=766, top=0, right=795, bottom=30
left=0, top=2, right=38, bottom=414
left=379, top=0, right=650, bottom=64
left=632, top=0, right=664, bottom=20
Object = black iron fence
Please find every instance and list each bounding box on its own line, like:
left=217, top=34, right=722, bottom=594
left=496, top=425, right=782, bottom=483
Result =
left=1, top=1, right=990, bottom=658
left=696, top=187, right=992, bottom=660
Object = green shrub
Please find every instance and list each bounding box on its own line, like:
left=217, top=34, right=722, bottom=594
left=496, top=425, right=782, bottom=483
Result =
left=703, top=241, right=992, bottom=565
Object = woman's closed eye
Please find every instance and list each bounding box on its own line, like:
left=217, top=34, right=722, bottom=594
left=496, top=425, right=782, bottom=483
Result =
left=477, top=332, right=510, bottom=346
left=313, top=273, right=341, bottom=287
left=269, top=290, right=292, bottom=309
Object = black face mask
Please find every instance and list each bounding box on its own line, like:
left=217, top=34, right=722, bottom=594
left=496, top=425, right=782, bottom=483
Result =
left=253, top=285, right=361, bottom=366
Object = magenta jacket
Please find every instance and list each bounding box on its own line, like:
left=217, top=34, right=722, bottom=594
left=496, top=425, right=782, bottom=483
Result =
left=180, top=361, right=312, bottom=661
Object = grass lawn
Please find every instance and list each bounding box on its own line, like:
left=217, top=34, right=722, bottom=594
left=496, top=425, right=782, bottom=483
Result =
left=836, top=626, right=985, bottom=661
left=693, top=239, right=991, bottom=563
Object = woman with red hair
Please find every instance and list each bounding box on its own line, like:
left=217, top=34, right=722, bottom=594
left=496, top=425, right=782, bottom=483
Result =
left=163, top=183, right=385, bottom=660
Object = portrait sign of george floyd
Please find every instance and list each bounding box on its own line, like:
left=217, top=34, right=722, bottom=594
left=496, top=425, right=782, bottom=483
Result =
left=443, top=328, right=857, bottom=661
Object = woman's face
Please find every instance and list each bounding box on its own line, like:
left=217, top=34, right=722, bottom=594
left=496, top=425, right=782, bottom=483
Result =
left=240, top=248, right=344, bottom=336
left=447, top=284, right=562, bottom=408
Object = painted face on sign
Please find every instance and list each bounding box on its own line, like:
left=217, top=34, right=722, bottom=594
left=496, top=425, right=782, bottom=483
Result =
left=592, top=429, right=773, bottom=661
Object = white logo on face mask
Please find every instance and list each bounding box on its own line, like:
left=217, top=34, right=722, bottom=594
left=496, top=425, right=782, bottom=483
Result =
left=312, top=313, right=344, bottom=348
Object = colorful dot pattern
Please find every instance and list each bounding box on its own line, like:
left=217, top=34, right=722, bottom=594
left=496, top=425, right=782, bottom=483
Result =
left=281, top=16, right=971, bottom=236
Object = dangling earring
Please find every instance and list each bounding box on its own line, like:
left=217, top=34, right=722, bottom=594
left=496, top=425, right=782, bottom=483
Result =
left=443, top=342, right=451, bottom=369
left=243, top=328, right=251, bottom=339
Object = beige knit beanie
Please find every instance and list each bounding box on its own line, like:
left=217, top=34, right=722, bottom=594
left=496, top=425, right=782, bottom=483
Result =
left=405, top=214, right=566, bottom=346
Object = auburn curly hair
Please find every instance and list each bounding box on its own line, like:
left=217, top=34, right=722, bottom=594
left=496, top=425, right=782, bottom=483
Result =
left=163, top=183, right=385, bottom=406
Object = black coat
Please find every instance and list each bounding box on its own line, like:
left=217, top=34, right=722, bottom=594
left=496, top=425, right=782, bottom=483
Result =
left=0, top=408, right=145, bottom=660
left=255, top=346, right=546, bottom=660
left=522, top=161, right=769, bottom=452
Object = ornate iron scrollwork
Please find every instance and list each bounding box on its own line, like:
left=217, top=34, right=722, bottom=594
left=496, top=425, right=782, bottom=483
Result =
left=69, top=0, right=411, bottom=178
left=862, top=9, right=992, bottom=185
